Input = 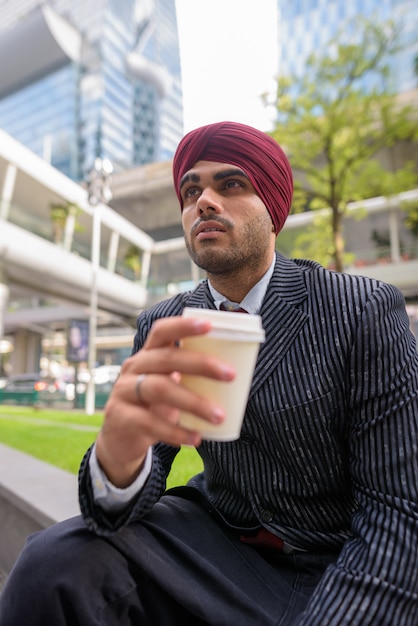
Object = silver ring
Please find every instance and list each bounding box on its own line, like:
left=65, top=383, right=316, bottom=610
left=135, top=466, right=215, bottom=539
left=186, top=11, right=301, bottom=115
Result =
left=135, top=374, right=147, bottom=402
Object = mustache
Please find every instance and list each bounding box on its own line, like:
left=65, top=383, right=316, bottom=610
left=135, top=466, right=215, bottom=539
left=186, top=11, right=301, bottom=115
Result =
left=190, top=216, right=232, bottom=236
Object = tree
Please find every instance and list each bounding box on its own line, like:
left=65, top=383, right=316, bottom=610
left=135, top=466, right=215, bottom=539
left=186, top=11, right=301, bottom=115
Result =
left=49, top=201, right=82, bottom=246
left=269, top=18, right=418, bottom=272
left=123, top=244, right=142, bottom=281
left=403, top=200, right=418, bottom=239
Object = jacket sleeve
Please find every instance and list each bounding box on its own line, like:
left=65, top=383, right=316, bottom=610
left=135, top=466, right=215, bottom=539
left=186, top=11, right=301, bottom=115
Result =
left=78, top=307, right=181, bottom=535
left=298, top=282, right=418, bottom=625
left=78, top=443, right=179, bottom=535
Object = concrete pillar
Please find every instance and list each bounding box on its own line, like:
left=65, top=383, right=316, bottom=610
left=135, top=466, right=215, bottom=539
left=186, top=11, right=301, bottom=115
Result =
left=0, top=260, right=9, bottom=341
left=0, top=283, right=9, bottom=341
left=389, top=208, right=401, bottom=263
left=0, top=163, right=17, bottom=220
left=10, top=329, right=42, bottom=375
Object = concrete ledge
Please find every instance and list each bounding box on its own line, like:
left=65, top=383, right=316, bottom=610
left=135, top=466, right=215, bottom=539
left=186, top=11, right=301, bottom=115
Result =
left=0, top=443, right=80, bottom=573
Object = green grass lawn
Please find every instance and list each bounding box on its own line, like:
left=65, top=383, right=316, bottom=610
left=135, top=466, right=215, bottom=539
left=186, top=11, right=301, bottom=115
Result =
left=0, top=405, right=203, bottom=488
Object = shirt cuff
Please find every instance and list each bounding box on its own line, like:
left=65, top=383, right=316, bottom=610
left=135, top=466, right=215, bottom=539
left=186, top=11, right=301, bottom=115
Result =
left=89, top=443, right=152, bottom=512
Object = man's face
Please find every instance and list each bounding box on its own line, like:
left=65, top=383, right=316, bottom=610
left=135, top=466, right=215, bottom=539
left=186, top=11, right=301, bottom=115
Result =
left=179, top=160, right=275, bottom=276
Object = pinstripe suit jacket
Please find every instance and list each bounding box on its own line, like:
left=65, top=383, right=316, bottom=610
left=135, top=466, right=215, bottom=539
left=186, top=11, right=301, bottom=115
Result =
left=80, top=253, right=418, bottom=624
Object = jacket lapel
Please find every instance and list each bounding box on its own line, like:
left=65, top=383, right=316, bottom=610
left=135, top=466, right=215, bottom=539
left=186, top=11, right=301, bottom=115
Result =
left=184, top=282, right=216, bottom=310
left=250, top=254, right=309, bottom=396
left=182, top=256, right=309, bottom=397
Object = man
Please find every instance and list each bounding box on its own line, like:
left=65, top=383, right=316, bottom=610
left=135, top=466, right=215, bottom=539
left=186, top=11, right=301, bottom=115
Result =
left=1, top=121, right=417, bottom=625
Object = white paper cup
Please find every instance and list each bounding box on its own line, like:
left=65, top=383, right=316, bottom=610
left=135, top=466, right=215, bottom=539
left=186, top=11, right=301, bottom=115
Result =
left=178, top=307, right=265, bottom=441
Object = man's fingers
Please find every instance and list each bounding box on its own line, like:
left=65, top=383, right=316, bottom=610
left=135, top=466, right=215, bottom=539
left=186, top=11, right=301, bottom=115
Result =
left=117, top=372, right=226, bottom=425
left=142, top=316, right=211, bottom=349
left=122, top=346, right=236, bottom=382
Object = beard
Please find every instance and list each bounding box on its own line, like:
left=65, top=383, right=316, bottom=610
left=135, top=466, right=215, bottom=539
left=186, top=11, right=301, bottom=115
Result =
left=184, top=213, right=272, bottom=276
left=185, top=239, right=247, bottom=275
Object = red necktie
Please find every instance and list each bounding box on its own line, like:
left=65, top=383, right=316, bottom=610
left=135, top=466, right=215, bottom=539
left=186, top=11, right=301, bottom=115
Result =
left=220, top=303, right=248, bottom=313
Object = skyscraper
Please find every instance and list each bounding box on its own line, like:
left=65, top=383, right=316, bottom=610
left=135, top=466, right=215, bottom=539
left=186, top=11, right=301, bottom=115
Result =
left=0, top=0, right=183, bottom=181
left=277, top=0, right=418, bottom=94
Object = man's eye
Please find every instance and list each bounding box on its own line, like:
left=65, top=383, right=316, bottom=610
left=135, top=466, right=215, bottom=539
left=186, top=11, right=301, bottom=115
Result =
left=225, top=180, right=241, bottom=189
left=184, top=186, right=199, bottom=199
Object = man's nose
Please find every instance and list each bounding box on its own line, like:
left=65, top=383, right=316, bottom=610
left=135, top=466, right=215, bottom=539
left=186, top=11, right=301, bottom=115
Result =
left=196, top=188, right=222, bottom=215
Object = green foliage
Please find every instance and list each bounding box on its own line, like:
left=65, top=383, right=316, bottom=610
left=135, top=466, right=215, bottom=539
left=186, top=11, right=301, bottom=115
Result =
left=290, top=211, right=355, bottom=268
left=271, top=17, right=418, bottom=271
left=49, top=201, right=83, bottom=244
left=123, top=244, right=142, bottom=280
left=401, top=200, right=418, bottom=238
left=347, top=161, right=417, bottom=200
left=273, top=226, right=301, bottom=257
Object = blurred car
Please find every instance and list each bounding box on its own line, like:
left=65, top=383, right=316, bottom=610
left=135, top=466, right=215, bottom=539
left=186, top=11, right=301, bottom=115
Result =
left=0, top=373, right=67, bottom=406
left=92, top=365, right=121, bottom=385
left=74, top=365, right=121, bottom=410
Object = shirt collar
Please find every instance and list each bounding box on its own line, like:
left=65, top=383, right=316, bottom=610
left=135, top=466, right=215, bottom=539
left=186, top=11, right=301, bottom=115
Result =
left=208, top=255, right=275, bottom=315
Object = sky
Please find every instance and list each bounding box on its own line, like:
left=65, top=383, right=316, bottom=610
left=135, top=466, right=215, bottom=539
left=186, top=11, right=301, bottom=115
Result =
left=175, top=0, right=279, bottom=134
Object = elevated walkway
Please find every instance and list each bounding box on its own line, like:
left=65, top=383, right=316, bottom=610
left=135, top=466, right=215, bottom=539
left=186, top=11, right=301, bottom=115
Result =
left=0, top=129, right=156, bottom=325
left=282, top=189, right=418, bottom=301
left=1, top=220, right=147, bottom=321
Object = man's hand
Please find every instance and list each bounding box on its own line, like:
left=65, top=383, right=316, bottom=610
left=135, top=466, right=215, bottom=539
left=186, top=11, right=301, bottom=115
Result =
left=95, top=315, right=236, bottom=487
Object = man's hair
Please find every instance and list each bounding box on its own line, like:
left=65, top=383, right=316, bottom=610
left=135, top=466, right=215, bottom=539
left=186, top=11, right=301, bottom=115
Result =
left=172, top=121, right=293, bottom=235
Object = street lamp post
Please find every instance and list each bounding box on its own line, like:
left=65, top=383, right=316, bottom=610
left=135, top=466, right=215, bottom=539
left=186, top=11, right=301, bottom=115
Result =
left=85, top=157, right=113, bottom=415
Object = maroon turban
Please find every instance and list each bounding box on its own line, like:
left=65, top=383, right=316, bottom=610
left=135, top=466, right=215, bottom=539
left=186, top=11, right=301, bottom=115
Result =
left=172, top=121, right=293, bottom=235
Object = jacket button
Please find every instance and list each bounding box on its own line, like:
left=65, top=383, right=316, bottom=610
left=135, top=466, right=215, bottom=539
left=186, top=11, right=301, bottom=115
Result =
left=241, top=435, right=252, bottom=445
left=260, top=509, right=273, bottom=523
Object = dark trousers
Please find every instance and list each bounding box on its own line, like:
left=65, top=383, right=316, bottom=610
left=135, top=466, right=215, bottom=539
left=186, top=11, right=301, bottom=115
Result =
left=0, top=494, right=338, bottom=625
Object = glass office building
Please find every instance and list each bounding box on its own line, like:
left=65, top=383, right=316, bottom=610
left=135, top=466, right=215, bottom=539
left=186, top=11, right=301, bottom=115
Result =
left=0, top=0, right=183, bottom=181
left=277, top=0, right=418, bottom=93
